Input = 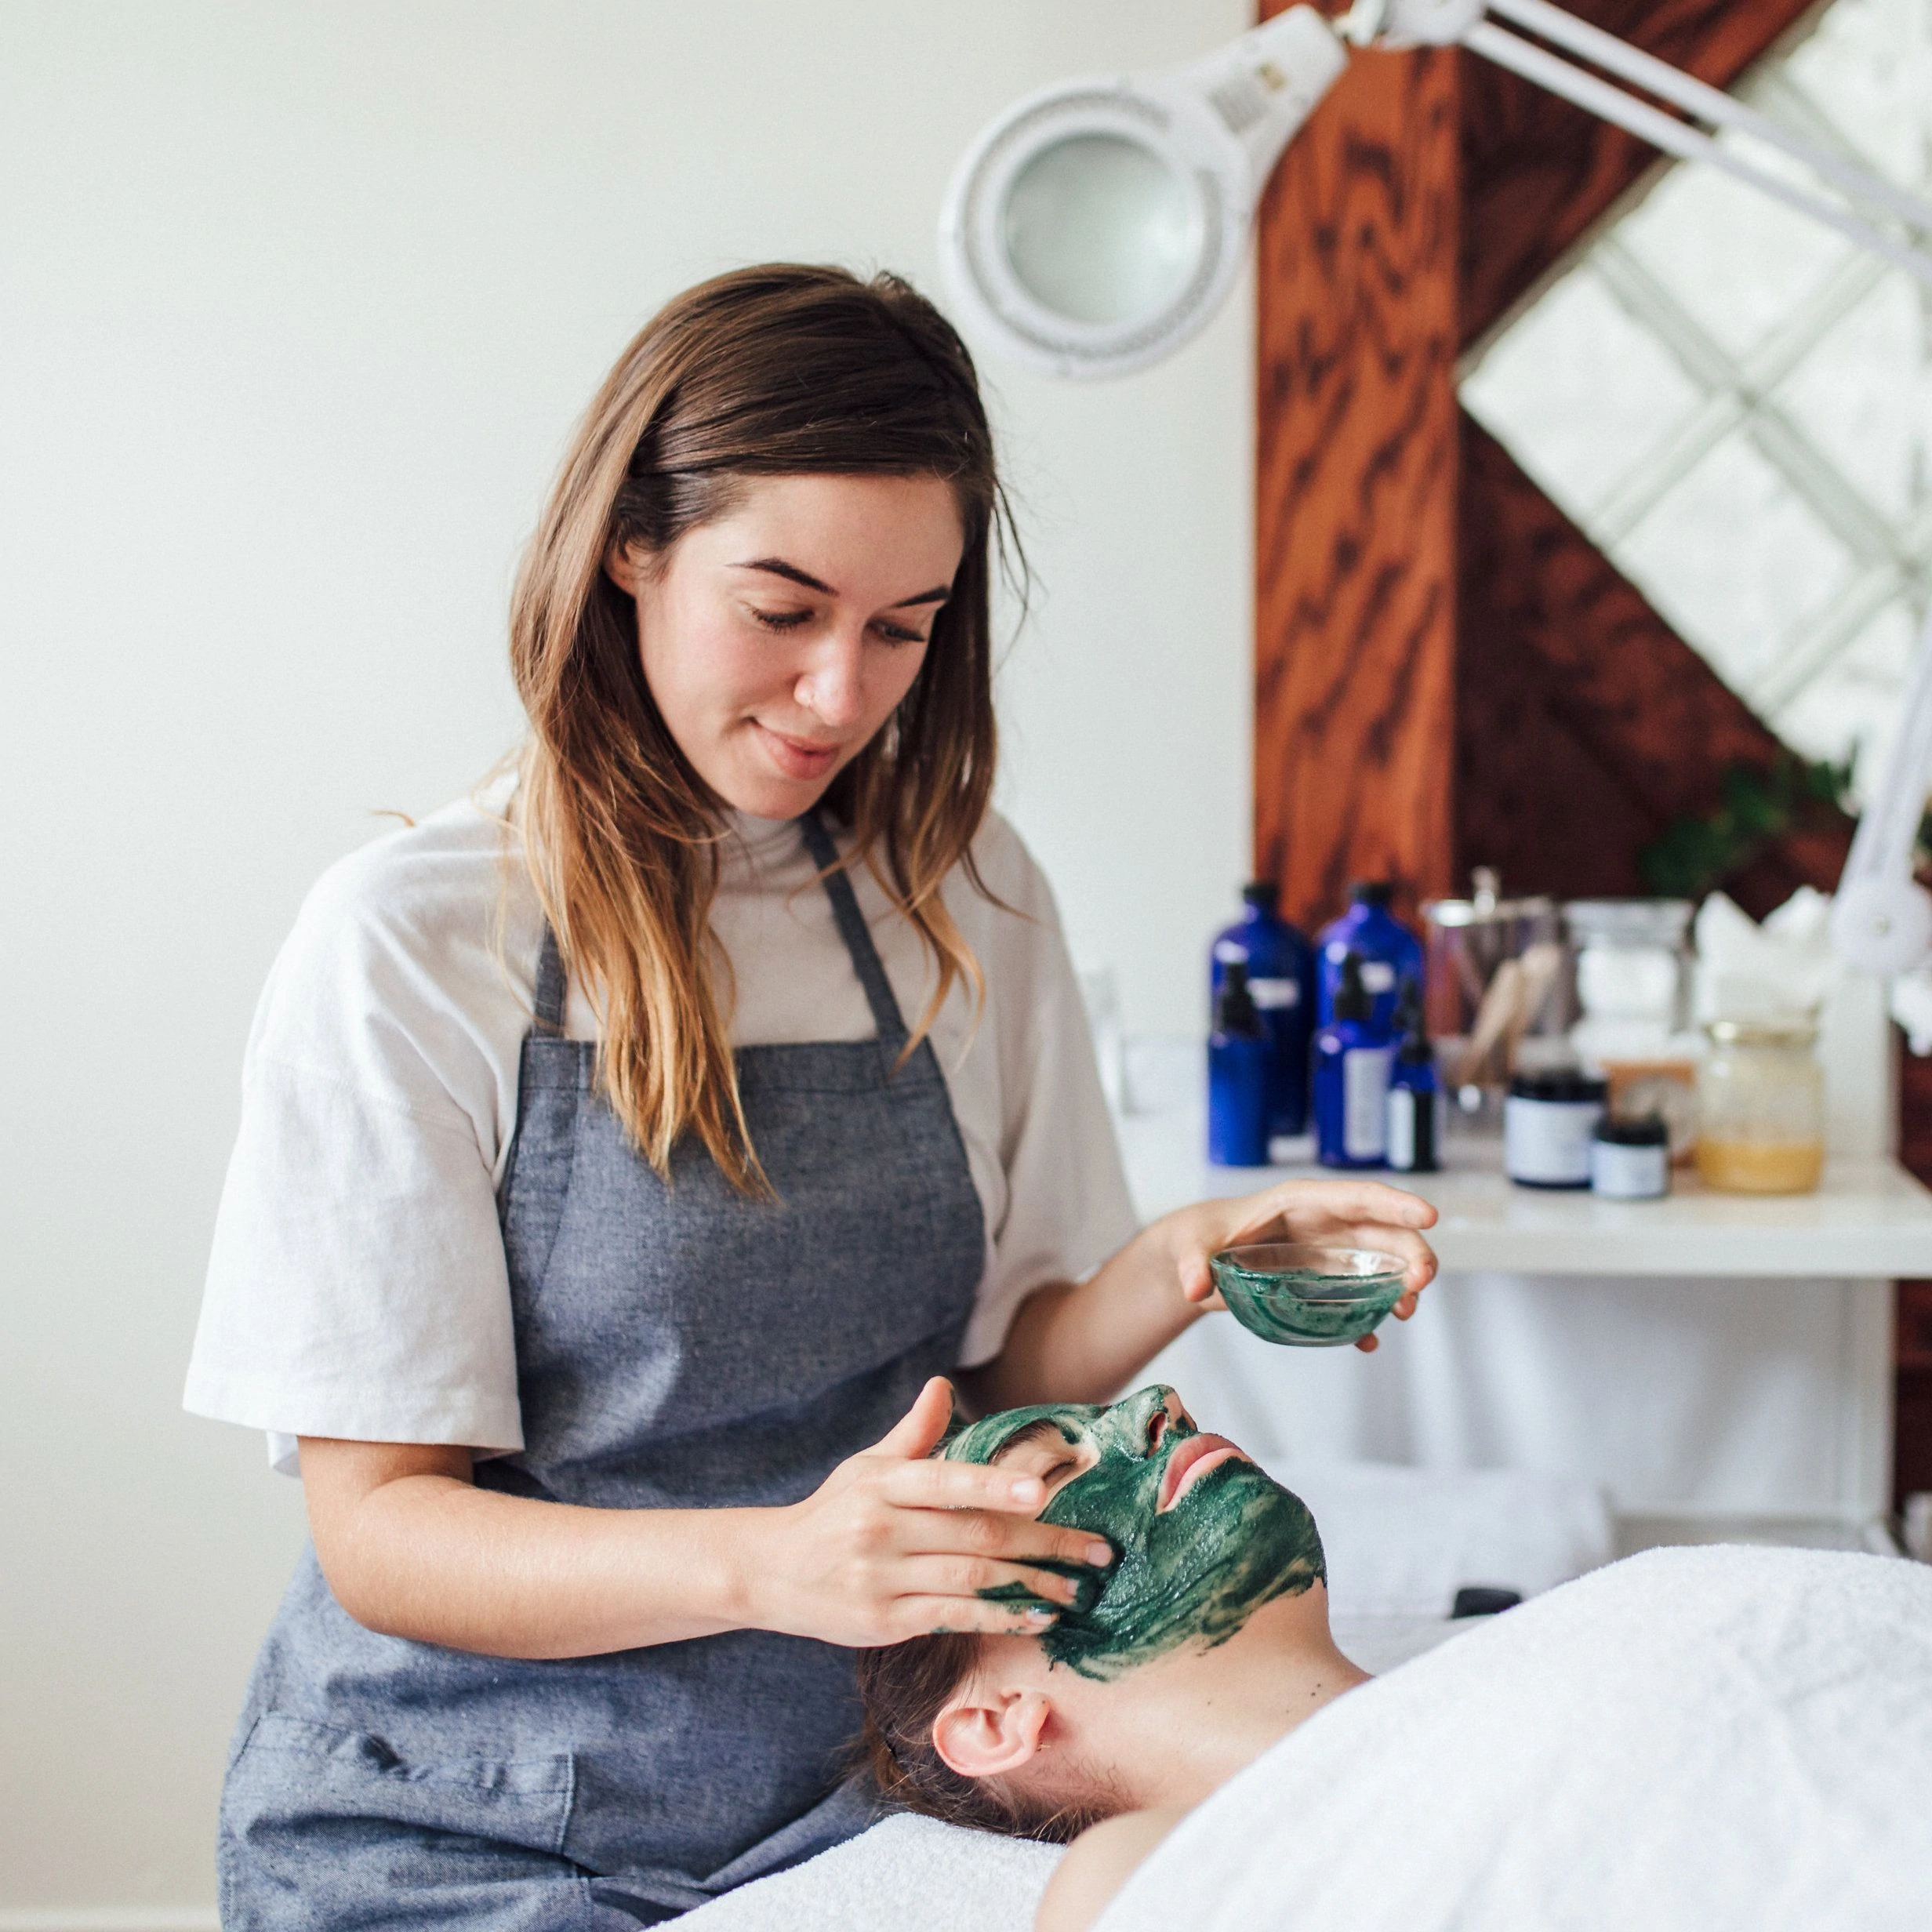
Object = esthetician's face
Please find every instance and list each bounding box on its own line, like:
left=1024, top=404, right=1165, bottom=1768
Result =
left=607, top=473, right=965, bottom=823
left=942, top=1386, right=1324, bottom=1680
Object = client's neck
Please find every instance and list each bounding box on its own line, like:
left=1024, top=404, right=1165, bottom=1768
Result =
left=1077, top=1585, right=1367, bottom=1814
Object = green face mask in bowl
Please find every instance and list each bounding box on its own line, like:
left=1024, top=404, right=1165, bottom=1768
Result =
left=1209, top=1242, right=1407, bottom=1347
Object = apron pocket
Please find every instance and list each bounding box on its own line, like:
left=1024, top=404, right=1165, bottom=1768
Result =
left=224, top=1710, right=577, bottom=1858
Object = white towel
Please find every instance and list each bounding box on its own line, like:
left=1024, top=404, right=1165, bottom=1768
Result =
left=679, top=1812, right=1060, bottom=1932
left=1101, top=1545, right=1932, bottom=1932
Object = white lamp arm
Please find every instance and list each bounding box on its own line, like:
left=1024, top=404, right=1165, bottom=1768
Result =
left=1830, top=601, right=1932, bottom=976
left=1462, top=23, right=1932, bottom=289
left=1482, top=0, right=1932, bottom=243
left=1347, top=0, right=1932, bottom=289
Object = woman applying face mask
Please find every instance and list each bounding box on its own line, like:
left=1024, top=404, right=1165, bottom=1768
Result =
left=183, top=264, right=1437, bottom=1927
left=863, top=1385, right=1932, bottom=1932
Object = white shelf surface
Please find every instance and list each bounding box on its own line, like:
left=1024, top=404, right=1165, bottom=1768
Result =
left=1119, top=1113, right=1932, bottom=1280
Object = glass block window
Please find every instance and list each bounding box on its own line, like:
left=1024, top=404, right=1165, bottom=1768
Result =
left=1459, top=0, right=1932, bottom=802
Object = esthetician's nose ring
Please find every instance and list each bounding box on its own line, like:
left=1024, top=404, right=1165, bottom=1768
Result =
left=937, top=8, right=1345, bottom=380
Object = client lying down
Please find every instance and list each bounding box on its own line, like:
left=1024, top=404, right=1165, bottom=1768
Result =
left=857, top=1385, right=1932, bottom=1932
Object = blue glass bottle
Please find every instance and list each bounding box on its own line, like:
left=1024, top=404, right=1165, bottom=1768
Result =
left=1208, top=961, right=1272, bottom=1168
left=1313, top=952, right=1393, bottom=1170
left=1211, top=881, right=1315, bottom=1139
left=1316, top=881, right=1423, bottom=1035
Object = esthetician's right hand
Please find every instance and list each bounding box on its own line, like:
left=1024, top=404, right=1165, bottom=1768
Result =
left=743, top=1378, right=1113, bottom=1646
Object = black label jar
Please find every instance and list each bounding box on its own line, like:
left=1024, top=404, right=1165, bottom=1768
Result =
left=1591, top=1113, right=1670, bottom=1200
left=1504, top=1070, right=1607, bottom=1189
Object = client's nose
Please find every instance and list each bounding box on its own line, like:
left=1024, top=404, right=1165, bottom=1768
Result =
left=1116, top=1385, right=1193, bottom=1458
left=1149, top=1389, right=1195, bottom=1451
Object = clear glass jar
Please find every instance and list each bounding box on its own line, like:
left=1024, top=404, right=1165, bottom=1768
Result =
left=1421, top=870, right=1565, bottom=1124
left=1694, top=1019, right=1825, bottom=1194
left=1564, top=898, right=1694, bottom=1035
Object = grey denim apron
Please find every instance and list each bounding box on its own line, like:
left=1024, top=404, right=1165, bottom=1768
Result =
left=220, top=813, right=987, bottom=1929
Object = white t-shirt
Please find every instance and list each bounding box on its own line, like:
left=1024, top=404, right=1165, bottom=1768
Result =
left=184, top=789, right=1138, bottom=1473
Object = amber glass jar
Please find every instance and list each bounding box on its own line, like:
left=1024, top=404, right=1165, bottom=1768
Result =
left=1694, top=1019, right=1825, bottom=1194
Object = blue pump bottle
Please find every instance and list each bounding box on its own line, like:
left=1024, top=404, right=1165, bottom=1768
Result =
left=1316, top=881, right=1423, bottom=1034
left=1313, top=951, right=1394, bottom=1169
left=1208, top=961, right=1272, bottom=1168
left=1210, top=881, right=1315, bottom=1138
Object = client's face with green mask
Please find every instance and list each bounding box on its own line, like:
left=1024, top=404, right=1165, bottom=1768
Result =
left=940, top=1385, right=1324, bottom=1681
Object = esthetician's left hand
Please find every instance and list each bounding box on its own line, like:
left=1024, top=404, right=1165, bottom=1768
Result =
left=1162, top=1180, right=1439, bottom=1352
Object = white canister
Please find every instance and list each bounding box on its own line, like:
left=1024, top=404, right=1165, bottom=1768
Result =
left=1591, top=1115, right=1670, bottom=1199
left=1504, top=1071, right=1607, bottom=1189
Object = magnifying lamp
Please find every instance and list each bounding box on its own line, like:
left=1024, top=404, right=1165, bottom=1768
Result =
left=939, top=8, right=1345, bottom=379
left=943, top=0, right=1932, bottom=982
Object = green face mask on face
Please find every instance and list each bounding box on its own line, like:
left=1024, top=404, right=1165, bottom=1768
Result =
left=939, top=1385, right=1324, bottom=1681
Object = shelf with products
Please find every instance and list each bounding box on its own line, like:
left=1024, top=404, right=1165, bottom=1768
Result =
left=1120, top=1108, right=1932, bottom=1280
left=1120, top=967, right=1929, bottom=1280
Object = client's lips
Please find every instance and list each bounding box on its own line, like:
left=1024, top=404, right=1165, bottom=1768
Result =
left=1157, top=1433, right=1248, bottom=1513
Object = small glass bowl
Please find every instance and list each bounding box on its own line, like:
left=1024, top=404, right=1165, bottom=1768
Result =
left=1208, top=1243, right=1408, bottom=1347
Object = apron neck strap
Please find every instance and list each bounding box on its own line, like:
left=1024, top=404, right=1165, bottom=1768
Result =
left=797, top=810, right=910, bottom=1046
left=529, top=815, right=914, bottom=1047
left=532, top=923, right=568, bottom=1038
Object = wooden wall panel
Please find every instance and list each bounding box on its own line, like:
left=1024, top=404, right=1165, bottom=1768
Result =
left=1454, top=589, right=1661, bottom=902
left=1254, top=0, right=1836, bottom=935
left=1461, top=423, right=1791, bottom=815
left=1457, top=422, right=1853, bottom=917
left=1253, top=41, right=1462, bottom=932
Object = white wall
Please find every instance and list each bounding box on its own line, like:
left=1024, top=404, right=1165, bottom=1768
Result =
left=0, top=2, right=1252, bottom=1916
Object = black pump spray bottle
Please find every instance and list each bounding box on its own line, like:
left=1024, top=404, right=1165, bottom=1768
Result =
left=1386, top=981, right=1440, bottom=1173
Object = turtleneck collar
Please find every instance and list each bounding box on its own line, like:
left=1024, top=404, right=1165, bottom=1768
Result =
left=718, top=805, right=827, bottom=875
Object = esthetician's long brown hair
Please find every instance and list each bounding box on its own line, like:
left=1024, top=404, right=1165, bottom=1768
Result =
left=510, top=265, right=1015, bottom=1192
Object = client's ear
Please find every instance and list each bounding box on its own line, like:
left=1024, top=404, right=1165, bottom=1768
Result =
left=932, top=1682, right=1053, bottom=1781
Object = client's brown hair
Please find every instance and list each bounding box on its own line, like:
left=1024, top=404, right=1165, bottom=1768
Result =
left=855, top=1633, right=1116, bottom=1843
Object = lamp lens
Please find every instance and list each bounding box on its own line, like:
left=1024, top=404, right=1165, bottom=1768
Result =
left=1002, top=133, right=1195, bottom=327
